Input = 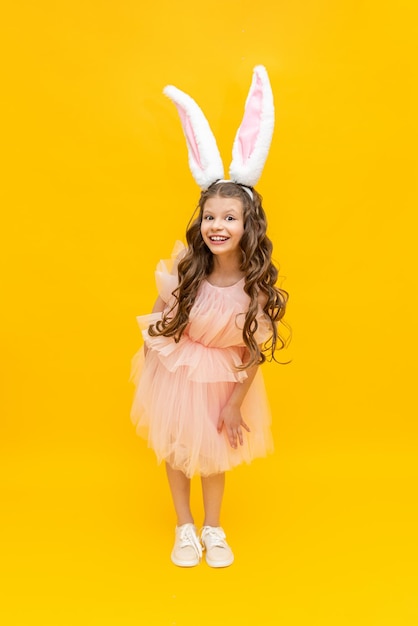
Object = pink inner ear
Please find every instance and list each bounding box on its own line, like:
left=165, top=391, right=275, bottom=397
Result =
left=238, top=73, right=263, bottom=162
left=175, top=103, right=203, bottom=170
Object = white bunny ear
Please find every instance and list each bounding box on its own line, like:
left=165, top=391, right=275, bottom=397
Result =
left=163, top=85, right=224, bottom=190
left=229, top=65, right=275, bottom=188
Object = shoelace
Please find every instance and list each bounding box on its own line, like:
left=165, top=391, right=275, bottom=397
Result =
left=201, top=527, right=228, bottom=550
left=178, top=525, right=203, bottom=558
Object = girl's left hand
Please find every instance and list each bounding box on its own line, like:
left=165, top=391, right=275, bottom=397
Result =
left=217, top=404, right=250, bottom=449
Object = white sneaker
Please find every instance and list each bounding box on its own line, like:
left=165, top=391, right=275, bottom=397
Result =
left=200, top=526, right=234, bottom=568
left=171, top=523, right=202, bottom=567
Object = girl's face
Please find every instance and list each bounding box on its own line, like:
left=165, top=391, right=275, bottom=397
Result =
left=200, top=195, right=245, bottom=260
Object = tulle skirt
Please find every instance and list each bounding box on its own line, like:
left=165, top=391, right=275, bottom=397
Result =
left=130, top=333, right=274, bottom=478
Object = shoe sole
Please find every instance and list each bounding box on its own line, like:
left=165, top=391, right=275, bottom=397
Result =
left=171, top=554, right=200, bottom=567
left=205, top=555, right=234, bottom=568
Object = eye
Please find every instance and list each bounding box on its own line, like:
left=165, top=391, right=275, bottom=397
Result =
left=203, top=215, right=214, bottom=221
left=225, top=215, right=235, bottom=221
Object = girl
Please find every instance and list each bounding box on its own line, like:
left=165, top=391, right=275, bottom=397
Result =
left=130, top=67, right=288, bottom=567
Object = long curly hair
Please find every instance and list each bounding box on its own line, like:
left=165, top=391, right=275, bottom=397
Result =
left=149, top=182, right=289, bottom=368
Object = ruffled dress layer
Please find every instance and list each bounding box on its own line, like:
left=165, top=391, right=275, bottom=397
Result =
left=130, top=243, right=274, bottom=478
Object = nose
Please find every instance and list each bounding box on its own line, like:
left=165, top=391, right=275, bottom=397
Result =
left=210, top=218, right=223, bottom=231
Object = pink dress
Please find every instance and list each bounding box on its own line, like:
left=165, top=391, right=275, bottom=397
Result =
left=130, top=243, right=274, bottom=478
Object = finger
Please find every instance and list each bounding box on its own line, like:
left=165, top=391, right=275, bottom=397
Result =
left=237, top=428, right=244, bottom=446
left=241, top=420, right=251, bottom=433
left=217, top=416, right=224, bottom=433
left=227, top=427, right=237, bottom=449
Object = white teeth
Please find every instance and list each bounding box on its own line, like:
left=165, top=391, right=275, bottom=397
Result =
left=210, top=236, right=228, bottom=241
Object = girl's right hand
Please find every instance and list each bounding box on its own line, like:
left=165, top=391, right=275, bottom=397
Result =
left=217, top=403, right=250, bottom=449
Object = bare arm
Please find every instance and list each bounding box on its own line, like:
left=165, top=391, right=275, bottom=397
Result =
left=152, top=296, right=166, bottom=314
left=217, top=350, right=260, bottom=449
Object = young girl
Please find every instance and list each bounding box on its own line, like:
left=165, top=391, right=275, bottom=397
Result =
left=130, top=67, right=288, bottom=568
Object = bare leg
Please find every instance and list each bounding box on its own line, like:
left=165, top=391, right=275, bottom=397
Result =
left=165, top=463, right=194, bottom=526
left=201, top=472, right=225, bottom=527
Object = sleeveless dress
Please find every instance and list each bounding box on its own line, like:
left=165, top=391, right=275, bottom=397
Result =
left=130, top=242, right=274, bottom=478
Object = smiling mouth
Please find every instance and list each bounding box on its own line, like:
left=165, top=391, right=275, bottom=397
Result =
left=209, top=236, right=229, bottom=242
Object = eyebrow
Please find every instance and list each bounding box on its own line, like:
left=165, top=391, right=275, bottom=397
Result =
left=202, top=207, right=240, bottom=215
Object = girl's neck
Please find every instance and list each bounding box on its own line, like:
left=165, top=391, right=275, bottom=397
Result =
left=208, top=255, right=245, bottom=286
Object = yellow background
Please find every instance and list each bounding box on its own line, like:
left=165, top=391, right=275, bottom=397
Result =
left=1, top=1, right=417, bottom=624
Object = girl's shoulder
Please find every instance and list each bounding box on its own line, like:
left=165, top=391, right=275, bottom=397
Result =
left=258, top=291, right=268, bottom=309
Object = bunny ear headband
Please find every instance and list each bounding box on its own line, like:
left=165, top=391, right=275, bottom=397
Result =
left=163, top=65, right=274, bottom=199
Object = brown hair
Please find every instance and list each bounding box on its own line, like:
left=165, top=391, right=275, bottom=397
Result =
left=149, top=182, right=289, bottom=367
